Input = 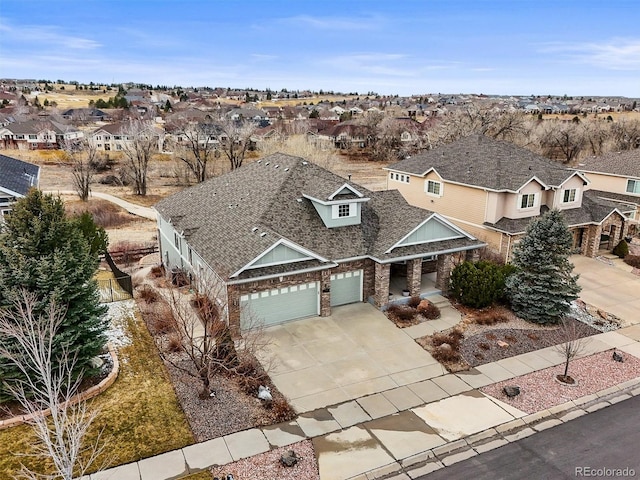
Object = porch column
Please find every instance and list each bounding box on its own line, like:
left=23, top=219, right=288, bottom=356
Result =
left=406, top=258, right=422, bottom=297
left=374, top=263, right=390, bottom=308
left=320, top=269, right=331, bottom=317
left=584, top=225, right=601, bottom=258
left=227, top=286, right=241, bottom=338
left=435, top=254, right=454, bottom=294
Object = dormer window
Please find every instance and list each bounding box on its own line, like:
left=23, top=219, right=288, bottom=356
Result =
left=562, top=188, right=577, bottom=203
left=338, top=204, right=351, bottom=217
left=519, top=193, right=536, bottom=209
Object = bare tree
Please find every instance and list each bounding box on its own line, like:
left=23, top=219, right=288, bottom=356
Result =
left=61, top=138, right=99, bottom=201
left=121, top=120, right=158, bottom=195
left=610, top=119, right=640, bottom=151
left=258, top=134, right=338, bottom=170
left=145, top=272, right=272, bottom=399
left=538, top=121, right=586, bottom=164
left=552, top=317, right=589, bottom=384
left=216, top=117, right=257, bottom=170
left=0, top=290, right=107, bottom=480
left=169, top=120, right=221, bottom=182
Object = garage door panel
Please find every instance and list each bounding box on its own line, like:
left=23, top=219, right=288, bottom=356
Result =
left=330, top=269, right=362, bottom=307
left=240, top=281, right=319, bottom=328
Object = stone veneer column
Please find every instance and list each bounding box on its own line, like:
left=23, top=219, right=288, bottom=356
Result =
left=584, top=225, right=601, bottom=257
left=374, top=263, right=390, bottom=307
left=406, top=258, right=422, bottom=297
left=226, top=287, right=241, bottom=338
left=435, top=254, right=454, bottom=294
left=320, top=269, right=331, bottom=317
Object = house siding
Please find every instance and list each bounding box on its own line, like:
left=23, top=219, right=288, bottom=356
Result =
left=584, top=172, right=635, bottom=195
left=554, top=175, right=585, bottom=210
left=503, top=181, right=543, bottom=219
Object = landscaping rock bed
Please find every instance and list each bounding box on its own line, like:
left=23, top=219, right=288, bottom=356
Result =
left=459, top=318, right=598, bottom=367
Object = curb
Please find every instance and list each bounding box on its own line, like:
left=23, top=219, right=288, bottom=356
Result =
left=350, top=377, right=640, bottom=480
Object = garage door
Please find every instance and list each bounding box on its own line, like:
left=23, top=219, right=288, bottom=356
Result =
left=330, top=270, right=363, bottom=306
left=240, top=281, right=319, bottom=328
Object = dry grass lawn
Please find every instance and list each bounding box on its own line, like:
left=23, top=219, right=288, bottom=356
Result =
left=0, top=306, right=194, bottom=478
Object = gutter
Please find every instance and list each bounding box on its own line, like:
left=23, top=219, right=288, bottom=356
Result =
left=226, top=263, right=339, bottom=286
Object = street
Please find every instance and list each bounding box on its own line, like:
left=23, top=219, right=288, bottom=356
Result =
left=420, top=395, right=640, bottom=479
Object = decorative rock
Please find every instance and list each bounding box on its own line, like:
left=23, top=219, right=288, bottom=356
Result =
left=280, top=449, right=298, bottom=467
left=497, top=340, right=509, bottom=348
left=258, top=385, right=273, bottom=401
left=89, top=356, right=104, bottom=369
left=439, top=343, right=452, bottom=352
left=613, top=351, right=624, bottom=363
left=503, top=385, right=521, bottom=398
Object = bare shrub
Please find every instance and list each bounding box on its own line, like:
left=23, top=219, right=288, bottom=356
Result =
left=432, top=344, right=461, bottom=363
left=150, top=265, right=165, bottom=278
left=386, top=304, right=416, bottom=322
left=408, top=295, right=421, bottom=308
left=624, top=255, right=640, bottom=269
left=166, top=333, right=183, bottom=353
left=417, top=300, right=441, bottom=319
left=474, top=310, right=510, bottom=325
left=138, top=285, right=160, bottom=304
left=431, top=332, right=461, bottom=350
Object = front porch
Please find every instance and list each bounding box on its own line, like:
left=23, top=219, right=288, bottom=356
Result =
left=373, top=252, right=470, bottom=308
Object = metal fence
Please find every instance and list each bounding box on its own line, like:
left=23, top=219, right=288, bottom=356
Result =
left=97, top=277, right=132, bottom=303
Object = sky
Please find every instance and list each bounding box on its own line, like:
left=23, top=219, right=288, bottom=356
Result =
left=1, top=0, right=639, bottom=97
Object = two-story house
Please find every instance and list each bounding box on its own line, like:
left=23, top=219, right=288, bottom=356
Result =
left=89, top=122, right=164, bottom=152
left=577, top=150, right=640, bottom=237
left=386, top=134, right=631, bottom=261
left=154, top=153, right=484, bottom=331
left=0, top=120, right=83, bottom=150
left=0, top=154, right=40, bottom=221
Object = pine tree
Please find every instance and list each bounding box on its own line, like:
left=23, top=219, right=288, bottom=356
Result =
left=0, top=191, right=107, bottom=400
left=505, top=209, right=581, bottom=324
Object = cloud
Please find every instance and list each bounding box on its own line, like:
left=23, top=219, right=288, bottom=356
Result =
left=251, top=54, right=278, bottom=61
left=277, top=14, right=383, bottom=31
left=0, top=20, right=100, bottom=50
left=540, top=38, right=640, bottom=70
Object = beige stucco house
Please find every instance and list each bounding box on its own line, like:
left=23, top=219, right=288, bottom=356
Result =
left=386, top=135, right=632, bottom=261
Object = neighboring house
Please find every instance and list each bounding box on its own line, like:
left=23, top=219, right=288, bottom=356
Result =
left=89, top=122, right=164, bottom=152
left=316, top=121, right=369, bottom=149
left=155, top=153, right=484, bottom=331
left=0, top=154, right=40, bottom=221
left=577, top=150, right=640, bottom=235
left=386, top=134, right=632, bottom=261
left=0, top=119, right=83, bottom=150
left=61, top=108, right=110, bottom=122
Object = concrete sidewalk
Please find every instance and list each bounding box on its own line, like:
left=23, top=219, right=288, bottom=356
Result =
left=89, top=327, right=640, bottom=480
left=45, top=190, right=157, bottom=221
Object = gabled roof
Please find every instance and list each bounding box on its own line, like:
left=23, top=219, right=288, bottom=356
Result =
left=0, top=154, right=40, bottom=197
left=578, top=150, right=640, bottom=179
left=388, top=134, right=577, bottom=192
left=3, top=119, right=78, bottom=135
left=155, top=153, right=483, bottom=279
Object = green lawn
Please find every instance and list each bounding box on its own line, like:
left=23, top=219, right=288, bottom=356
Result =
left=0, top=304, right=195, bottom=478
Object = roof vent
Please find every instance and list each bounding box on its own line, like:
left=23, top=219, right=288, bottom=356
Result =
left=260, top=232, right=267, bottom=237
left=257, top=159, right=262, bottom=163
left=265, top=162, right=270, bottom=166
left=251, top=227, right=258, bottom=232
left=302, top=161, right=308, bottom=165
left=296, top=198, right=303, bottom=203
left=274, top=164, right=279, bottom=168
left=348, top=174, right=352, bottom=181
left=284, top=167, right=289, bottom=171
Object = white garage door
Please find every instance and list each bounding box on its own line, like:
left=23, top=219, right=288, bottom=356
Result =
left=240, top=281, right=319, bottom=328
left=330, top=270, right=363, bottom=306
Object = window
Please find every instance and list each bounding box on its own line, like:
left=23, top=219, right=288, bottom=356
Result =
left=28, top=134, right=37, bottom=139
left=627, top=179, right=640, bottom=194
left=390, top=172, right=409, bottom=183
left=338, top=204, right=350, bottom=217
left=520, top=193, right=536, bottom=209
left=562, top=188, right=577, bottom=203
left=174, top=232, right=181, bottom=250
left=425, top=180, right=442, bottom=196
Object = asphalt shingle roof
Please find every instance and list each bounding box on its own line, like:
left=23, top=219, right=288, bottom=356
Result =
left=485, top=191, right=629, bottom=234
left=155, top=153, right=483, bottom=279
left=388, top=134, right=576, bottom=191
left=0, top=154, right=40, bottom=196
left=578, top=150, right=640, bottom=178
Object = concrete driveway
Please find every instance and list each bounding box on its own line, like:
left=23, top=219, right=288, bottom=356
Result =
left=571, top=255, right=640, bottom=327
left=260, top=303, right=447, bottom=413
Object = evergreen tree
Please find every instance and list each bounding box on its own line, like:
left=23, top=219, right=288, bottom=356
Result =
left=505, top=209, right=581, bottom=324
left=0, top=191, right=107, bottom=399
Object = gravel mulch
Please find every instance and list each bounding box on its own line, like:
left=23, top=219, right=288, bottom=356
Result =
left=210, top=440, right=320, bottom=480
left=460, top=318, right=598, bottom=367
left=481, top=350, right=640, bottom=414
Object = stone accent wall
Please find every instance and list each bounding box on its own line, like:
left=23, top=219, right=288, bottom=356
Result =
left=583, top=224, right=601, bottom=257
left=374, top=263, right=391, bottom=307
left=406, top=258, right=422, bottom=296
left=320, top=269, right=331, bottom=317
left=435, top=252, right=466, bottom=293
left=421, top=260, right=437, bottom=274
